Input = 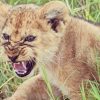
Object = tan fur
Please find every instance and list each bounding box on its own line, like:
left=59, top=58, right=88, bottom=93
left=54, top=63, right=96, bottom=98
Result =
left=0, top=1, right=100, bottom=100
left=5, top=74, right=63, bottom=100
left=0, top=2, right=11, bottom=33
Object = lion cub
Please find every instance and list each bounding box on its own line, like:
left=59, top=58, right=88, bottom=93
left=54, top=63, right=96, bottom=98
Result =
left=0, top=1, right=100, bottom=100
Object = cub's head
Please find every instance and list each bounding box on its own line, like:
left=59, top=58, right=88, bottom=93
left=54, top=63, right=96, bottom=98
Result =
left=0, top=1, right=69, bottom=77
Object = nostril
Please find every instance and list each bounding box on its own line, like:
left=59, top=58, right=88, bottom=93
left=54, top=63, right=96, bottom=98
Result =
left=8, top=55, right=18, bottom=62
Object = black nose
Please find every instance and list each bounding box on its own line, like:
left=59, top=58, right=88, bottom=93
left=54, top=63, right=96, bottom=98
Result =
left=8, top=55, right=18, bottom=62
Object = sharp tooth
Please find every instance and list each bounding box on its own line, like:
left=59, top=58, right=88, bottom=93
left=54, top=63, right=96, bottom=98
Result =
left=22, top=62, right=27, bottom=70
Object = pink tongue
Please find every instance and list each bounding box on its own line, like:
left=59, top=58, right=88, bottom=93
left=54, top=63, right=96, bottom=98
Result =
left=13, top=62, right=26, bottom=71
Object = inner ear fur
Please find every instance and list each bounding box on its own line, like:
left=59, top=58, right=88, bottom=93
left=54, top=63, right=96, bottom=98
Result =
left=39, top=1, right=69, bottom=32
left=39, top=1, right=69, bottom=19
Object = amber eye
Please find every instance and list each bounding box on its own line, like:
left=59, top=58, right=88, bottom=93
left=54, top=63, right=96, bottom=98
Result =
left=2, top=33, right=10, bottom=40
left=24, top=35, right=36, bottom=42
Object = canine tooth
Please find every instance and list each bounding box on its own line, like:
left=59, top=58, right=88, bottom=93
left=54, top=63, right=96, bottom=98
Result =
left=22, top=62, right=27, bottom=69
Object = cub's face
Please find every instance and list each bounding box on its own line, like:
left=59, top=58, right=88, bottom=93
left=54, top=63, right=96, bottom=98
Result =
left=0, top=2, right=68, bottom=77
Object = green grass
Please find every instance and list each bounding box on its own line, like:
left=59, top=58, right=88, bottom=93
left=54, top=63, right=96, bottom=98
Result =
left=0, top=0, right=100, bottom=100
left=80, top=80, right=100, bottom=100
left=41, top=66, right=57, bottom=100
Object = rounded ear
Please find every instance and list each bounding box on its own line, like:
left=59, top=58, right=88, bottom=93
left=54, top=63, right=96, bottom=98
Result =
left=0, top=1, right=11, bottom=32
left=38, top=1, right=69, bottom=33
left=0, top=1, right=11, bottom=17
left=0, top=1, right=11, bottom=46
left=39, top=1, right=69, bottom=20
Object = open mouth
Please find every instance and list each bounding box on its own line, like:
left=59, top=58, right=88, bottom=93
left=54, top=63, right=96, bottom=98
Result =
left=12, top=59, right=36, bottom=77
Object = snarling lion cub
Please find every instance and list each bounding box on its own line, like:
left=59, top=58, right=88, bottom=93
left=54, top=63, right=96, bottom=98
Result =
left=0, top=1, right=100, bottom=100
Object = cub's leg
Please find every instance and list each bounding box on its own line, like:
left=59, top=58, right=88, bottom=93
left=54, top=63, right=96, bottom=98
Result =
left=5, top=74, right=63, bottom=100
